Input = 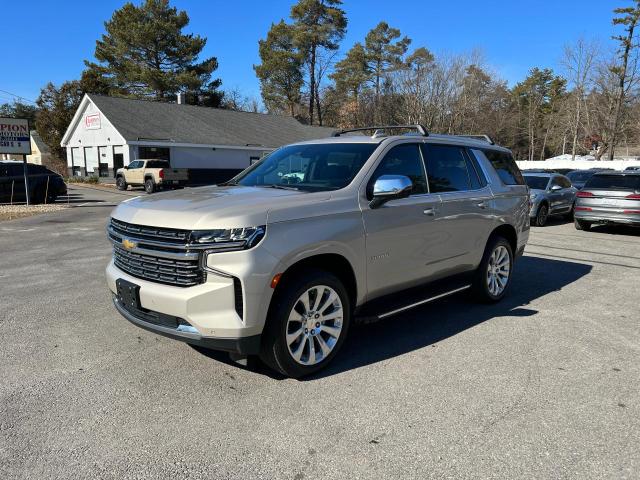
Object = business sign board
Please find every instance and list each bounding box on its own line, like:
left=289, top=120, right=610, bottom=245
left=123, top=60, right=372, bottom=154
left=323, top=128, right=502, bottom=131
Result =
left=85, top=113, right=101, bottom=130
left=0, top=117, right=31, bottom=155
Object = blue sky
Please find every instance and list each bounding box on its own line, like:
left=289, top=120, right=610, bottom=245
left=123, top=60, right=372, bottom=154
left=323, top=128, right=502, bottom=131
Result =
left=0, top=0, right=625, bottom=105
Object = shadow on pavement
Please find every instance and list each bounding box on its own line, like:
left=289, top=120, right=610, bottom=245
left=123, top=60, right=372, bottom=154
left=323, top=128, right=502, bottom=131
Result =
left=192, top=256, right=592, bottom=379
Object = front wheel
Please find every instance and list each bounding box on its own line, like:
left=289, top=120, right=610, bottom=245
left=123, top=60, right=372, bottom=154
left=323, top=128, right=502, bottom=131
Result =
left=471, top=236, right=513, bottom=303
left=533, top=203, right=549, bottom=227
left=260, top=269, right=351, bottom=378
left=144, top=178, right=155, bottom=194
left=116, top=176, right=127, bottom=191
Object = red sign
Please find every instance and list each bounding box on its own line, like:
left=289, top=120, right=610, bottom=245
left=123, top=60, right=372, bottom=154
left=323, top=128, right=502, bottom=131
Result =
left=85, top=113, right=101, bottom=130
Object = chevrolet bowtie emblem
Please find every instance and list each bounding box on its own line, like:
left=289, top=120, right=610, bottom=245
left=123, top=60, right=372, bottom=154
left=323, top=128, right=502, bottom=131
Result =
left=122, top=238, right=137, bottom=250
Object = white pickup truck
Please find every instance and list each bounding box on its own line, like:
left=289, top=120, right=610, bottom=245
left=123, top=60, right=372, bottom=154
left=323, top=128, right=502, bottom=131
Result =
left=115, top=159, right=189, bottom=193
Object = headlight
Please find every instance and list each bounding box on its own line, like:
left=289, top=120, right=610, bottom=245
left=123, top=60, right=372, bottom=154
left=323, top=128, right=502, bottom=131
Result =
left=190, top=226, right=266, bottom=252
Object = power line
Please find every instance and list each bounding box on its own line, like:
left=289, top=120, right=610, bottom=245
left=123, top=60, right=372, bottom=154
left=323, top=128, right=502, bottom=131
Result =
left=0, top=89, right=37, bottom=104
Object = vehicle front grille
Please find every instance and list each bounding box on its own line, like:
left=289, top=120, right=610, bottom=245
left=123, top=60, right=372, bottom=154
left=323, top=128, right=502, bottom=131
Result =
left=113, top=246, right=204, bottom=287
left=108, top=218, right=205, bottom=288
left=110, top=217, right=189, bottom=244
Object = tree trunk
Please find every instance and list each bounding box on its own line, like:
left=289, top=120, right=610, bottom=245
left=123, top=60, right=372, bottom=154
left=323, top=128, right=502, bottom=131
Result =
left=315, top=83, right=323, bottom=126
left=308, top=46, right=316, bottom=125
left=609, top=21, right=637, bottom=160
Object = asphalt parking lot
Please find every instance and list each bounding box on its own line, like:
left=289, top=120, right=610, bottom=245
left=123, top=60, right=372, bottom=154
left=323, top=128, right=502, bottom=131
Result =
left=1, top=186, right=639, bottom=479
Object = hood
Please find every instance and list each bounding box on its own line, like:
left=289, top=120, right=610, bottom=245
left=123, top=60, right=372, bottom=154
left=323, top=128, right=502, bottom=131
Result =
left=529, top=188, right=546, bottom=196
left=111, top=185, right=332, bottom=230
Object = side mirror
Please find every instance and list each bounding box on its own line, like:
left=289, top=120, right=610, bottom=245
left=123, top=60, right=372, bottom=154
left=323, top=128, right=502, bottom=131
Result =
left=369, top=175, right=413, bottom=209
left=124, top=165, right=129, bottom=170
left=550, top=184, right=562, bottom=191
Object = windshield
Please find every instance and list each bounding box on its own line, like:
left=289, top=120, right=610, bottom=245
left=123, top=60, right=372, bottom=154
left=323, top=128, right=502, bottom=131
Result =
left=585, top=174, right=640, bottom=191
left=232, top=143, right=378, bottom=191
left=566, top=171, right=594, bottom=182
left=524, top=176, right=549, bottom=190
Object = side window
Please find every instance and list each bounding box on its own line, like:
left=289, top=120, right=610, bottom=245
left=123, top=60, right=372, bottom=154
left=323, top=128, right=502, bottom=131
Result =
left=560, top=177, right=572, bottom=188
left=421, top=144, right=473, bottom=193
left=480, top=150, right=525, bottom=185
left=550, top=177, right=563, bottom=189
left=368, top=144, right=428, bottom=199
left=128, top=161, right=141, bottom=169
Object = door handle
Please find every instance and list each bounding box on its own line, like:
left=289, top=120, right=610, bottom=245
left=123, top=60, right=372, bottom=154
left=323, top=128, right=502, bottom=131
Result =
left=476, top=201, right=487, bottom=209
left=423, top=207, right=436, bottom=216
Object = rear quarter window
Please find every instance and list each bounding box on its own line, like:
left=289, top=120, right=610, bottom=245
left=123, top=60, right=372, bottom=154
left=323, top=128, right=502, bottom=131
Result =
left=480, top=149, right=525, bottom=186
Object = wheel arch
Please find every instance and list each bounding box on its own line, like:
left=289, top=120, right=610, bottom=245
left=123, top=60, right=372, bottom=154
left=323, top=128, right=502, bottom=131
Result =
left=271, top=253, right=358, bottom=312
left=489, top=223, right=517, bottom=256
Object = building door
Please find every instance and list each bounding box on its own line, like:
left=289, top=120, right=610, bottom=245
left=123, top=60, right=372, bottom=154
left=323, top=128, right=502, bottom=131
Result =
left=113, top=146, right=124, bottom=177
left=97, top=146, right=109, bottom=177
left=84, top=147, right=97, bottom=176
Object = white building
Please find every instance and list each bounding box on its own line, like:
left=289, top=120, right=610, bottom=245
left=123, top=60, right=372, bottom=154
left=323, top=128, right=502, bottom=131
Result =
left=60, top=94, right=333, bottom=183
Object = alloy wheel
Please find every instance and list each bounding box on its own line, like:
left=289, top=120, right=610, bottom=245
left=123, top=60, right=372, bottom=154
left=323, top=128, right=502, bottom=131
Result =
left=486, top=245, right=511, bottom=297
left=285, top=285, right=344, bottom=366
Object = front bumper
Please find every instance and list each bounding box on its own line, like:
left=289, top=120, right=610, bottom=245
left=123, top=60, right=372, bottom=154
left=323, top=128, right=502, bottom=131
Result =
left=112, top=295, right=260, bottom=354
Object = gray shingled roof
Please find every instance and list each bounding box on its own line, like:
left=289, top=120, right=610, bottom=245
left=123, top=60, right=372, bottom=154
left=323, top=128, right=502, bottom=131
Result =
left=88, top=94, right=334, bottom=148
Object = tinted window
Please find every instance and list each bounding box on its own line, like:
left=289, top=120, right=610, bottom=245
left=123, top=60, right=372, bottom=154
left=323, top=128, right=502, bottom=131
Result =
left=524, top=176, right=549, bottom=190
left=146, top=160, right=170, bottom=168
left=128, top=161, right=142, bottom=169
left=585, top=174, right=640, bottom=191
left=480, top=149, right=525, bottom=185
left=422, top=144, right=473, bottom=192
left=559, top=177, right=572, bottom=188
left=566, top=170, right=594, bottom=182
left=368, top=144, right=427, bottom=197
left=235, top=143, right=377, bottom=192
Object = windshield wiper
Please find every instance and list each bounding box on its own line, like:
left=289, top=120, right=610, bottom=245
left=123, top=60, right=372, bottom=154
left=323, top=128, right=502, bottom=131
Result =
left=260, top=184, right=300, bottom=191
left=218, top=180, right=238, bottom=186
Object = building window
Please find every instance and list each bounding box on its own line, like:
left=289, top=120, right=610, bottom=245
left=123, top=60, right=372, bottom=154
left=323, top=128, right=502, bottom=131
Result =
left=139, top=146, right=170, bottom=161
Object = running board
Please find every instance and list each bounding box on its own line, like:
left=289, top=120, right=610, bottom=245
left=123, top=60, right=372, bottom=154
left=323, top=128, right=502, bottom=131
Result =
left=355, top=275, right=473, bottom=324
left=377, top=285, right=471, bottom=319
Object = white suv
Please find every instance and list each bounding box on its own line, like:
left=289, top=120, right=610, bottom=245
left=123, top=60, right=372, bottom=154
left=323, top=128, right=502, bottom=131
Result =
left=106, top=126, right=529, bottom=377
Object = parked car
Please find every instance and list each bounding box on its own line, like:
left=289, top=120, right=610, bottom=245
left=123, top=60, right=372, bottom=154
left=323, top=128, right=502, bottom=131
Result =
left=574, top=171, right=640, bottom=230
left=624, top=165, right=640, bottom=171
left=0, top=161, right=67, bottom=204
left=523, top=172, right=578, bottom=226
left=105, top=126, right=530, bottom=377
left=115, top=159, right=188, bottom=193
left=566, top=169, right=599, bottom=190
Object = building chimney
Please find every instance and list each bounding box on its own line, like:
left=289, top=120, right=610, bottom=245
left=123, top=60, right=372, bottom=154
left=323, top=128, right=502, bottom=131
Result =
left=177, top=92, right=186, bottom=105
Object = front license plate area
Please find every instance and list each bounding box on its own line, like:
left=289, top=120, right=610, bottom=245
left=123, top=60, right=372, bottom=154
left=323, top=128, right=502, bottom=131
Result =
left=116, top=278, right=141, bottom=310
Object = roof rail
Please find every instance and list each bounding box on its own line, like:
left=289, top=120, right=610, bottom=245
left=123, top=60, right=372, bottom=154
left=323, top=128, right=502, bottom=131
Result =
left=458, top=134, right=495, bottom=145
left=332, top=124, right=429, bottom=138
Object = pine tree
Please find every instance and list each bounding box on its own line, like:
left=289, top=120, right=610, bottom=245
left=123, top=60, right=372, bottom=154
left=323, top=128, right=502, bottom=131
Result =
left=84, top=0, right=221, bottom=105
left=254, top=21, right=304, bottom=116
left=364, top=22, right=411, bottom=121
left=290, top=0, right=347, bottom=125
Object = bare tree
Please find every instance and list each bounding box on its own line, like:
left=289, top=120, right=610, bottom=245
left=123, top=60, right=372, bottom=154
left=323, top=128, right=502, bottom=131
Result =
left=562, top=38, right=599, bottom=160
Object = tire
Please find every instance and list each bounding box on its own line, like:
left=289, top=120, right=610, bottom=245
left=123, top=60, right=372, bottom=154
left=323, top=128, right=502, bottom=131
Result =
left=574, top=218, right=591, bottom=231
left=533, top=203, right=549, bottom=227
left=144, top=178, right=155, bottom=194
left=471, top=236, right=514, bottom=303
left=565, top=204, right=575, bottom=221
left=260, top=269, right=351, bottom=378
left=116, top=176, right=128, bottom=191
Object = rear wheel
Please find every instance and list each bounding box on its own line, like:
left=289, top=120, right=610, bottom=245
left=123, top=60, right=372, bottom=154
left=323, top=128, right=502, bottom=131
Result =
left=574, top=218, right=591, bottom=231
left=533, top=203, right=549, bottom=227
left=144, top=178, right=155, bottom=194
left=260, top=269, right=351, bottom=378
left=472, top=236, right=513, bottom=303
left=116, top=176, right=127, bottom=191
